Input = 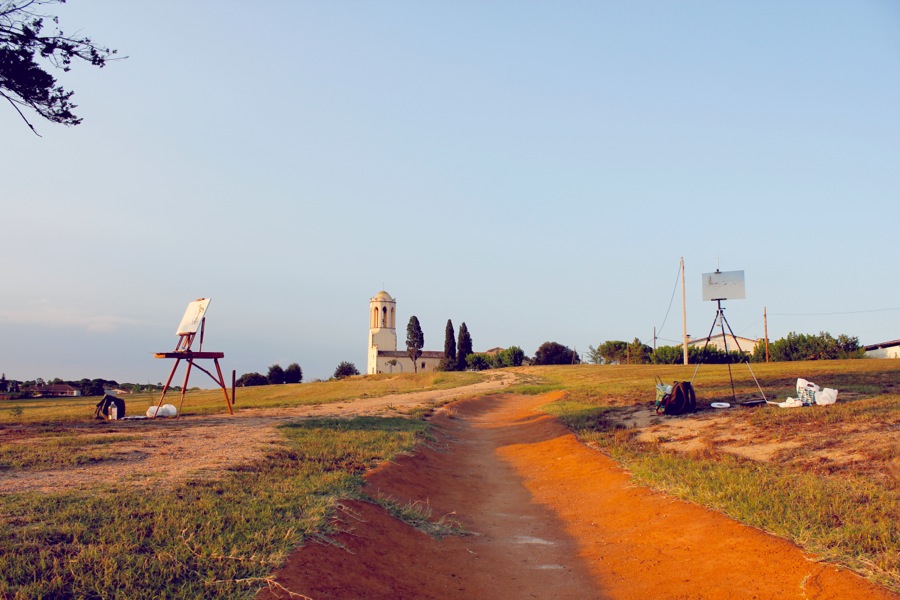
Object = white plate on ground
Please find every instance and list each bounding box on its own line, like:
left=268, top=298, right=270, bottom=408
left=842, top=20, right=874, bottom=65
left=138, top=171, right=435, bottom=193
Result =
left=710, top=402, right=731, bottom=409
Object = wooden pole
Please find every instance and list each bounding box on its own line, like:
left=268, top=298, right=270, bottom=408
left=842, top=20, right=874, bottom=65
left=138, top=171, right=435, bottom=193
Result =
left=764, top=306, right=770, bottom=363
left=232, top=369, right=236, bottom=406
left=681, top=257, right=689, bottom=365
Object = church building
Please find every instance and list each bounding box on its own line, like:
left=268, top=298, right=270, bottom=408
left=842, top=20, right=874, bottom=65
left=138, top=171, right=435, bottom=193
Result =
left=367, top=290, right=445, bottom=374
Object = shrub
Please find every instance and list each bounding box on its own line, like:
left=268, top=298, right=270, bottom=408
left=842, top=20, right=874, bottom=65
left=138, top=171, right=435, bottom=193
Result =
left=236, top=372, right=268, bottom=387
left=333, top=361, right=360, bottom=379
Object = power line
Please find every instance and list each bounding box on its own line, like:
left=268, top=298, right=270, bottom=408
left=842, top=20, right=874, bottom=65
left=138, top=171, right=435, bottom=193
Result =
left=655, top=264, right=682, bottom=338
left=770, top=306, right=900, bottom=317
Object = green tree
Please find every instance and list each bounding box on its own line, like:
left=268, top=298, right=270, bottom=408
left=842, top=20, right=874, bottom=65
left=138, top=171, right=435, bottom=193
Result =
left=650, top=344, right=736, bottom=365
left=406, top=316, right=424, bottom=372
left=533, top=342, right=580, bottom=365
left=236, top=372, right=267, bottom=387
left=595, top=340, right=628, bottom=364
left=457, top=322, right=473, bottom=370
left=753, top=331, right=864, bottom=362
left=0, top=0, right=120, bottom=134
left=628, top=338, right=652, bottom=364
left=493, top=346, right=526, bottom=368
left=333, top=361, right=360, bottom=379
left=284, top=363, right=303, bottom=384
left=466, top=353, right=491, bottom=371
left=443, top=319, right=457, bottom=366
left=0, top=373, right=6, bottom=392
left=267, top=364, right=285, bottom=385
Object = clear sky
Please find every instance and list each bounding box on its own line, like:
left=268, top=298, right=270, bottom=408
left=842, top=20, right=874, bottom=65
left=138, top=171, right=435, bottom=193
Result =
left=2, top=1, right=899, bottom=384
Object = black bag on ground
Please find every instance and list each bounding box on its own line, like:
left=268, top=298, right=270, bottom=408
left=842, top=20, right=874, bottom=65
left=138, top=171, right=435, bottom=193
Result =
left=657, top=381, right=696, bottom=416
left=94, top=394, right=125, bottom=419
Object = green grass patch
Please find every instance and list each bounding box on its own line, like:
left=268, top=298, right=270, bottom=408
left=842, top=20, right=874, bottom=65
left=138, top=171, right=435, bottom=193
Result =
left=0, top=416, right=429, bottom=598
left=0, top=434, right=142, bottom=472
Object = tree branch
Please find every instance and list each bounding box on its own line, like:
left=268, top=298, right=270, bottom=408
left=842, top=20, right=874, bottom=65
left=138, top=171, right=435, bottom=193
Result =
left=0, top=88, right=39, bottom=135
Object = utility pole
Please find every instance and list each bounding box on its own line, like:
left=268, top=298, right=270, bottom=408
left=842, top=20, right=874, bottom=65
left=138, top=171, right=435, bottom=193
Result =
left=681, top=257, right=688, bottom=365
left=764, top=306, right=770, bottom=363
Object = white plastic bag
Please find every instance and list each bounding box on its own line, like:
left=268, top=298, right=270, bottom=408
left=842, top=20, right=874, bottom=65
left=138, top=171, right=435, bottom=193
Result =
left=815, top=388, right=838, bottom=405
left=146, top=404, right=178, bottom=418
left=777, top=397, right=803, bottom=408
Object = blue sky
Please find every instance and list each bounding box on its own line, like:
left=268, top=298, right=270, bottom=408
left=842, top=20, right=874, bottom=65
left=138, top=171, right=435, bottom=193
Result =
left=2, top=1, right=899, bottom=383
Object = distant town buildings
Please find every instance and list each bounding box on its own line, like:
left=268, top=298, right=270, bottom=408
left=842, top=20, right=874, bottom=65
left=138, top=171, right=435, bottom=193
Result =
left=19, top=383, right=81, bottom=397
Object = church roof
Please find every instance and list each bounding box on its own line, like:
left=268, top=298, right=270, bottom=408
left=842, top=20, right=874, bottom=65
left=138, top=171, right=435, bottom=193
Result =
left=378, top=350, right=444, bottom=359
left=372, top=290, right=394, bottom=302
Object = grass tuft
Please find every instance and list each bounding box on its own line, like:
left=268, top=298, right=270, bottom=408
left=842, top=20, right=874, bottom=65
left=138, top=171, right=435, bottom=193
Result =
left=371, top=496, right=474, bottom=540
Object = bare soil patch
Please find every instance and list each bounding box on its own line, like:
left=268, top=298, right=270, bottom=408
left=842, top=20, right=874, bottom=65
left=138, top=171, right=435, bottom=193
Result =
left=608, top=398, right=898, bottom=485
left=260, top=393, right=897, bottom=599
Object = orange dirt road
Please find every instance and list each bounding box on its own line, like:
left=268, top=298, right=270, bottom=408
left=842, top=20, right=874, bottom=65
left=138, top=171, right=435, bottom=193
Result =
left=260, top=393, right=897, bottom=600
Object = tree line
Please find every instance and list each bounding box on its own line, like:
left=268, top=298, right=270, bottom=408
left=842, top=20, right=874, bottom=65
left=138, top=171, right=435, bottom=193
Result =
left=0, top=374, right=168, bottom=399
left=236, top=363, right=303, bottom=387
left=586, top=331, right=865, bottom=365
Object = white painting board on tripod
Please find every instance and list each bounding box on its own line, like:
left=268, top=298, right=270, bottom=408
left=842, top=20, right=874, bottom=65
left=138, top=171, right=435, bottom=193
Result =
left=691, top=269, right=767, bottom=406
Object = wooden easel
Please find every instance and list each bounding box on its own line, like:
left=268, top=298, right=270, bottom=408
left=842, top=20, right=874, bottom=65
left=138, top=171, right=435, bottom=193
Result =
left=152, top=298, right=233, bottom=418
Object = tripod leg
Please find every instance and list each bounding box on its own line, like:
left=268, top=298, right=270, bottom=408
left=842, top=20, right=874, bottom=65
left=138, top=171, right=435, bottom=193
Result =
left=720, top=313, right=768, bottom=402
left=690, top=311, right=721, bottom=384
left=718, top=307, right=737, bottom=403
left=153, top=358, right=180, bottom=419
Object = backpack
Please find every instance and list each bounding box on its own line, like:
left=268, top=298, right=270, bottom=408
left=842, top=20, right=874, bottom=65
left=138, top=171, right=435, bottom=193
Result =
left=94, top=394, right=125, bottom=419
left=656, top=381, right=696, bottom=416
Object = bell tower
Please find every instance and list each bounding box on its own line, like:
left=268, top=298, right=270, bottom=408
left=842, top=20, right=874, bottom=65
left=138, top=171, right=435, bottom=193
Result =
left=368, top=290, right=397, bottom=373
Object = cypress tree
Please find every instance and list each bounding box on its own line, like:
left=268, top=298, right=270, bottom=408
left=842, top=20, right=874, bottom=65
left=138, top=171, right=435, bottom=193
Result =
left=444, top=319, right=457, bottom=363
left=406, top=316, right=425, bottom=372
left=457, top=322, right=473, bottom=370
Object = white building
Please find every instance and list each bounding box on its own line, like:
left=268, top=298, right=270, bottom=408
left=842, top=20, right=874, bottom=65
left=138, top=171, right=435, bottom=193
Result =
left=367, top=291, right=444, bottom=375
left=864, top=340, right=900, bottom=359
left=687, top=333, right=760, bottom=354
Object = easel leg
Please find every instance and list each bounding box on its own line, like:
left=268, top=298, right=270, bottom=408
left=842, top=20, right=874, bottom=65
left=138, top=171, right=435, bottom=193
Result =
left=718, top=306, right=737, bottom=402
left=690, top=310, right=721, bottom=384
left=177, top=359, right=194, bottom=418
left=214, top=359, right=233, bottom=415
left=153, top=358, right=181, bottom=419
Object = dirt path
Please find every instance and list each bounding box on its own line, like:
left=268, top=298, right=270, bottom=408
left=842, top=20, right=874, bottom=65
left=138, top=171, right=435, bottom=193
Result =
left=261, top=392, right=897, bottom=600
left=0, top=373, right=516, bottom=494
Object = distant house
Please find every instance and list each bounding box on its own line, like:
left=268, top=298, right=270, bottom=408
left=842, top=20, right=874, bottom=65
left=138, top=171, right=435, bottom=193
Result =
left=864, top=340, right=900, bottom=359
left=21, top=384, right=81, bottom=398
left=686, top=333, right=760, bottom=355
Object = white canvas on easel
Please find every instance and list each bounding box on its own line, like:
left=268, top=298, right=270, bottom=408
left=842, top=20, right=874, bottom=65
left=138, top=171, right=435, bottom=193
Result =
left=176, top=298, right=211, bottom=335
